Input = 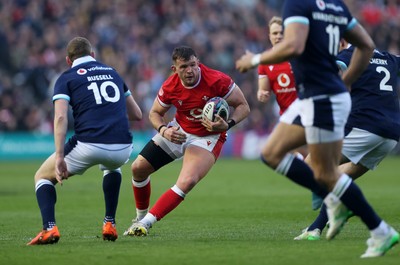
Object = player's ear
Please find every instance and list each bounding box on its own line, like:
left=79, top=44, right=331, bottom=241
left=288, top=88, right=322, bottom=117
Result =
left=171, top=65, right=176, bottom=73
left=90, top=51, right=95, bottom=58
left=66, top=56, right=73, bottom=67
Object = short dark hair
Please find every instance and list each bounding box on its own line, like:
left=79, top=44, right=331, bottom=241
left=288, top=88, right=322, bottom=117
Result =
left=67, top=37, right=92, bottom=62
left=172, top=46, right=197, bottom=62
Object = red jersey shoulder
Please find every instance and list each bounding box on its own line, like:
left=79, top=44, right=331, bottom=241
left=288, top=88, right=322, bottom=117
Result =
left=200, top=64, right=234, bottom=92
left=258, top=64, right=272, bottom=75
left=258, top=61, right=292, bottom=76
left=160, top=73, right=180, bottom=93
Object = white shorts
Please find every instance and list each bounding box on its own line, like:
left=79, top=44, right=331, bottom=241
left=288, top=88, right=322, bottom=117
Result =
left=152, top=119, right=225, bottom=159
left=280, top=92, right=351, bottom=144
left=342, top=127, right=397, bottom=170
left=65, top=141, right=133, bottom=175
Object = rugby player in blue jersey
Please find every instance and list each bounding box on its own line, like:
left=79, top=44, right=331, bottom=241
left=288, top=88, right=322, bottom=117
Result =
left=236, top=0, right=398, bottom=257
left=27, top=37, right=142, bottom=245
left=295, top=39, right=400, bottom=250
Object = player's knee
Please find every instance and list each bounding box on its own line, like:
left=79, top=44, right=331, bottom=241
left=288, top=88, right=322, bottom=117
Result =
left=131, top=156, right=154, bottom=180
left=260, top=149, right=280, bottom=169
left=34, top=169, right=56, bottom=184
left=176, top=177, right=197, bottom=193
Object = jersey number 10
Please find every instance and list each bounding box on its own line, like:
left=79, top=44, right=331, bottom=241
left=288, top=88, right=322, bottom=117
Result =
left=87, top=81, right=121, bottom=104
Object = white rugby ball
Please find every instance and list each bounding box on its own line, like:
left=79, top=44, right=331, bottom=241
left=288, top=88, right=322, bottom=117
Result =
left=202, top=97, right=229, bottom=122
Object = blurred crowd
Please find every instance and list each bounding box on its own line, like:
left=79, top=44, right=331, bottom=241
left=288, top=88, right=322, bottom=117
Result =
left=0, top=0, right=399, bottom=134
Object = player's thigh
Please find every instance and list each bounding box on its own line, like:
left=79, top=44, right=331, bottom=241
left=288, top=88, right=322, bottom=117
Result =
left=176, top=145, right=215, bottom=193
left=262, top=122, right=306, bottom=162
left=35, top=153, right=57, bottom=183
left=308, top=141, right=342, bottom=184
left=339, top=162, right=369, bottom=180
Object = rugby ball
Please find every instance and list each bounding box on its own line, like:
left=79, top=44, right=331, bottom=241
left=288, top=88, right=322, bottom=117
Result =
left=202, top=97, right=229, bottom=122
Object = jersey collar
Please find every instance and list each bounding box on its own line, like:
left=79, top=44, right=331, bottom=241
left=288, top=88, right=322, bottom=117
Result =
left=72, top=55, right=96, bottom=68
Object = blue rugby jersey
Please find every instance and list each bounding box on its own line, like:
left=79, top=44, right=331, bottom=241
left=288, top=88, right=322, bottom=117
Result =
left=282, top=0, right=357, bottom=99
left=53, top=56, right=132, bottom=144
left=337, top=47, right=400, bottom=141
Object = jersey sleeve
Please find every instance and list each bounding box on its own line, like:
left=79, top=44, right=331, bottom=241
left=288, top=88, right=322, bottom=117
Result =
left=52, top=74, right=71, bottom=102
left=216, top=72, right=236, bottom=99
left=156, top=87, right=170, bottom=108
left=336, top=49, right=352, bottom=72
left=282, top=0, right=310, bottom=26
left=258, top=64, right=269, bottom=77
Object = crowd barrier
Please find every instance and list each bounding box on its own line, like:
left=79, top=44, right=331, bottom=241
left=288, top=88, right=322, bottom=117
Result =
left=0, top=131, right=270, bottom=161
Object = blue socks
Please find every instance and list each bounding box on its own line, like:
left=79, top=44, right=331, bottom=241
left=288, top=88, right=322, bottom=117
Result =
left=35, top=179, right=57, bottom=230
left=102, top=170, right=122, bottom=224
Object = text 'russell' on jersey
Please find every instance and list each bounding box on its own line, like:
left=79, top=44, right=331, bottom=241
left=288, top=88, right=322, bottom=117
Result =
left=87, top=75, right=114, bottom=82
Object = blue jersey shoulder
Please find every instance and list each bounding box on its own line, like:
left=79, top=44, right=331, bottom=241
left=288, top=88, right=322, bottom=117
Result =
left=53, top=60, right=132, bottom=144
left=282, top=0, right=355, bottom=98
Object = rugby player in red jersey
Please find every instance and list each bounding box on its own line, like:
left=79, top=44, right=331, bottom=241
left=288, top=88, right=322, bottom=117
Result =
left=124, top=46, right=250, bottom=236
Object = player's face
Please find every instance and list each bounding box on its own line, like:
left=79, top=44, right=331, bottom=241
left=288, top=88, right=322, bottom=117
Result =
left=269, top=23, right=283, bottom=46
left=172, top=56, right=200, bottom=87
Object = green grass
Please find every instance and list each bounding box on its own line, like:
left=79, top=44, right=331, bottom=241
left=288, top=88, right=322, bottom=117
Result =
left=0, top=157, right=399, bottom=265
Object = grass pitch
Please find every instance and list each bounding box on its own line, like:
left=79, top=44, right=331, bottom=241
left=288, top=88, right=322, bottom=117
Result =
left=0, top=157, right=399, bottom=265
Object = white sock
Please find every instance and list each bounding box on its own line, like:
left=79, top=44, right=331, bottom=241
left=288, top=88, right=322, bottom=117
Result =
left=332, top=174, right=352, bottom=198
left=371, top=221, right=389, bottom=237
left=136, top=208, right=148, bottom=221
left=141, top=213, right=157, bottom=227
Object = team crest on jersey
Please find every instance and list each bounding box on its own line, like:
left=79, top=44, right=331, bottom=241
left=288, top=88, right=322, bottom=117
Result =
left=316, top=0, right=326, bottom=10
left=277, top=73, right=290, bottom=87
left=77, top=68, right=87, bottom=75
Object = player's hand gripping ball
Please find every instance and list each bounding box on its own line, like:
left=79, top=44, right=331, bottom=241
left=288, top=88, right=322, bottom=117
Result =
left=202, top=97, right=229, bottom=122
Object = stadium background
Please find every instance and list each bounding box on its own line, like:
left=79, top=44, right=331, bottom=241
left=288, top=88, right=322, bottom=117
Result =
left=0, top=0, right=399, bottom=160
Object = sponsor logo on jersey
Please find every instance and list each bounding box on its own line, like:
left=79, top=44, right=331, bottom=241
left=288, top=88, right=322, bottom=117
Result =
left=178, top=100, right=183, bottom=106
left=77, top=68, right=87, bottom=75
left=316, top=0, right=344, bottom=12
left=276, top=87, right=296, bottom=93
left=207, top=140, right=212, bottom=146
left=316, top=0, right=326, bottom=11
left=202, top=96, right=209, bottom=101
left=277, top=73, right=291, bottom=87
left=87, top=66, right=113, bottom=71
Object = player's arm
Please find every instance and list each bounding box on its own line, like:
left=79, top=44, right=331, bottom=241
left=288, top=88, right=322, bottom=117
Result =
left=126, top=93, right=142, bottom=121
left=149, top=98, right=170, bottom=132
left=225, top=85, right=251, bottom=129
left=149, top=98, right=186, bottom=144
left=236, top=22, right=308, bottom=72
left=53, top=99, right=69, bottom=184
left=257, top=75, right=272, bottom=103
left=342, top=23, right=375, bottom=88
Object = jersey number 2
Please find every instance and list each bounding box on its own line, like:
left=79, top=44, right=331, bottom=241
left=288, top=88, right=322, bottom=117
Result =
left=87, top=81, right=121, bottom=104
left=376, top=66, right=393, bottom=91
